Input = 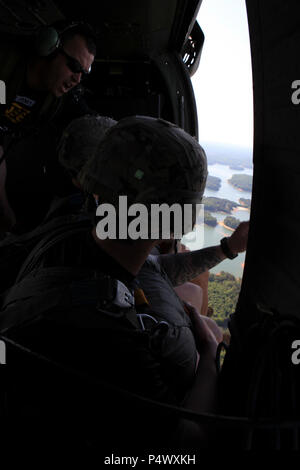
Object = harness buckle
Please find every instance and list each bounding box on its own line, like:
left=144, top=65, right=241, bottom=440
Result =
left=95, top=274, right=134, bottom=310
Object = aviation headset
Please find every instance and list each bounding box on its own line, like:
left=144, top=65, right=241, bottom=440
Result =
left=35, top=22, right=95, bottom=57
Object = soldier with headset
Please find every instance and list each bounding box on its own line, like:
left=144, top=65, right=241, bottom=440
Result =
left=0, top=22, right=97, bottom=234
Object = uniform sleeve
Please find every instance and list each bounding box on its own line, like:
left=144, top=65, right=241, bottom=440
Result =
left=0, top=104, right=15, bottom=145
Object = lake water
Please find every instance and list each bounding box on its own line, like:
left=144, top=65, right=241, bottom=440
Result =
left=182, top=163, right=253, bottom=279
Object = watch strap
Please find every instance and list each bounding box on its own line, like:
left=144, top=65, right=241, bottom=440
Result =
left=220, top=237, right=238, bottom=259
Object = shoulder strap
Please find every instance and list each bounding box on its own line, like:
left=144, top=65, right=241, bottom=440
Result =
left=1, top=215, right=164, bottom=335
left=1, top=212, right=89, bottom=249
left=0, top=214, right=91, bottom=296
left=16, top=215, right=91, bottom=281
left=0, top=266, right=141, bottom=333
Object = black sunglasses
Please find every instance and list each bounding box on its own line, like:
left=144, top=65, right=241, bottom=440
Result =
left=59, top=48, right=91, bottom=76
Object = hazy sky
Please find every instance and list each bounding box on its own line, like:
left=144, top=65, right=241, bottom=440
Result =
left=192, top=0, right=253, bottom=148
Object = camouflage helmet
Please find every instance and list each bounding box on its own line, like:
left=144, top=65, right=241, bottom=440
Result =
left=58, top=114, right=117, bottom=177
left=78, top=116, right=207, bottom=207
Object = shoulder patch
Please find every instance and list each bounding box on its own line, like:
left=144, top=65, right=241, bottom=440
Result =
left=15, top=95, right=36, bottom=108
left=4, top=101, right=31, bottom=124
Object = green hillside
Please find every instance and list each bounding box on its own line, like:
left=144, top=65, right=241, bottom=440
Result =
left=228, top=174, right=253, bottom=192
left=208, top=271, right=241, bottom=328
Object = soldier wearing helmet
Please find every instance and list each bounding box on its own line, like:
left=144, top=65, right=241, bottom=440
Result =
left=1, top=116, right=249, bottom=448
left=43, top=114, right=117, bottom=220
left=79, top=116, right=248, bottom=412
left=58, top=114, right=117, bottom=186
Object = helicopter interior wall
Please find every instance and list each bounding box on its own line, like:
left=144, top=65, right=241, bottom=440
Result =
left=153, top=51, right=199, bottom=137
left=54, top=0, right=201, bottom=58
left=83, top=60, right=173, bottom=122
left=240, top=0, right=300, bottom=318
left=83, top=50, right=198, bottom=137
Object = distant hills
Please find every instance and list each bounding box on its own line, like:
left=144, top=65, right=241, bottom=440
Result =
left=229, top=165, right=244, bottom=171
left=203, top=142, right=253, bottom=169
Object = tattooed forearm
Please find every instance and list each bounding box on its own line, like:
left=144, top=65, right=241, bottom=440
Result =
left=158, top=245, right=226, bottom=286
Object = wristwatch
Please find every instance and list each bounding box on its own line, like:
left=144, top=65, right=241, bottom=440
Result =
left=220, top=237, right=238, bottom=259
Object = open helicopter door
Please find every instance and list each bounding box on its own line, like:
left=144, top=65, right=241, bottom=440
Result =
left=219, top=0, right=300, bottom=450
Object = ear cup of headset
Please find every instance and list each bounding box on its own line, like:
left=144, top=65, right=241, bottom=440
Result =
left=35, top=26, right=60, bottom=56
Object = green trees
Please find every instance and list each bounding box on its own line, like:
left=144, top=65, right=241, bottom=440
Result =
left=203, top=197, right=238, bottom=213
left=228, top=174, right=253, bottom=191
left=208, top=272, right=241, bottom=328
left=206, top=175, right=221, bottom=191
left=204, top=211, right=217, bottom=227
left=239, top=198, right=251, bottom=208
left=223, top=216, right=240, bottom=229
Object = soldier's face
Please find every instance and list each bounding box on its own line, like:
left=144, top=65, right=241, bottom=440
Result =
left=46, top=34, right=94, bottom=97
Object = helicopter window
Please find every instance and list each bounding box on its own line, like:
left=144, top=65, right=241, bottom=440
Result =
left=182, top=0, right=253, bottom=341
